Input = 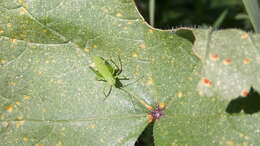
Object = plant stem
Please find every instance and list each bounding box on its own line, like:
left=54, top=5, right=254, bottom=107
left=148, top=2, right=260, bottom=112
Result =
left=149, top=0, right=155, bottom=26
left=242, top=0, right=260, bottom=33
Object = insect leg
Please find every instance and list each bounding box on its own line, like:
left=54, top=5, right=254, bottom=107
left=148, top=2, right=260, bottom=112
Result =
left=122, top=76, right=143, bottom=87
left=103, top=85, right=113, bottom=100
left=120, top=88, right=136, bottom=111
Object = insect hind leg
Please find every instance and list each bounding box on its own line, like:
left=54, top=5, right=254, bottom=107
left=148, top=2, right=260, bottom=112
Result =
left=103, top=85, right=113, bottom=100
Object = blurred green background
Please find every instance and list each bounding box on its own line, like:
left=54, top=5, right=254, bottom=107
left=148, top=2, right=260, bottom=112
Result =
left=134, top=0, right=260, bottom=31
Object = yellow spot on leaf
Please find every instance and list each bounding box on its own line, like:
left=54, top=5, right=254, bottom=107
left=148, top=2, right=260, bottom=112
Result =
left=23, top=95, right=31, bottom=100
left=146, top=77, right=154, bottom=85
left=0, top=29, right=4, bottom=33
left=34, top=144, right=42, bottom=146
left=93, top=45, right=97, bottom=48
left=20, top=7, right=26, bottom=15
left=10, top=39, right=17, bottom=43
left=116, top=13, right=122, bottom=17
left=84, top=48, right=90, bottom=52
left=15, top=101, right=21, bottom=105
left=16, top=120, right=25, bottom=128
left=45, top=60, right=50, bottom=64
left=127, top=21, right=133, bottom=24
left=18, top=0, right=24, bottom=3
left=177, top=92, right=183, bottom=98
left=23, top=137, right=29, bottom=142
left=5, top=105, right=13, bottom=112
left=7, top=23, right=12, bottom=28
left=148, top=29, right=154, bottom=33
left=38, top=71, right=43, bottom=75
left=132, top=52, right=138, bottom=57
left=139, top=43, right=146, bottom=49
left=55, top=141, right=62, bottom=146
left=90, top=124, right=96, bottom=129
left=43, top=29, right=47, bottom=33
left=226, top=140, right=234, bottom=146
left=159, top=103, right=166, bottom=109
left=2, top=122, right=9, bottom=127
left=0, top=59, right=6, bottom=64
left=123, top=26, right=128, bottom=30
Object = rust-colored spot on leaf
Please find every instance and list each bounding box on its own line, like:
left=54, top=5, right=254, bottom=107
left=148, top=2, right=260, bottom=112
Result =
left=241, top=33, right=249, bottom=39
left=210, top=54, right=219, bottom=61
left=241, top=89, right=249, bottom=97
left=223, top=58, right=232, bottom=65
left=202, top=78, right=212, bottom=87
left=243, top=58, right=251, bottom=64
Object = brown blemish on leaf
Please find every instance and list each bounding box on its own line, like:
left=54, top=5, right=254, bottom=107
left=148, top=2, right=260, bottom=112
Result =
left=243, top=58, right=251, bottom=64
left=210, top=53, right=219, bottom=61
left=241, top=89, right=249, bottom=97
left=5, top=105, right=13, bottom=112
left=241, top=33, right=249, bottom=39
left=202, top=78, right=212, bottom=87
left=0, top=29, right=4, bottom=33
left=223, top=58, right=232, bottom=65
left=139, top=44, right=146, bottom=49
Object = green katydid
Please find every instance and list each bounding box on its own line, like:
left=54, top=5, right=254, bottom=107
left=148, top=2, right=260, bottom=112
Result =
left=89, top=56, right=130, bottom=99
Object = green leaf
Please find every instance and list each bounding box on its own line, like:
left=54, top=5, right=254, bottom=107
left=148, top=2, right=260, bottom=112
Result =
left=191, top=28, right=260, bottom=100
left=0, top=0, right=260, bottom=146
